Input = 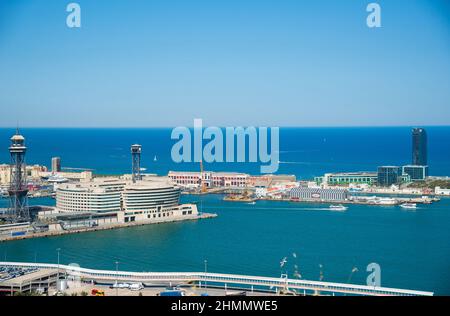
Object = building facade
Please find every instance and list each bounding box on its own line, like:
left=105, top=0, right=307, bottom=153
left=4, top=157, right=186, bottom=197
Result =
left=168, top=171, right=248, bottom=188
left=377, top=166, right=403, bottom=187
left=51, top=157, right=61, bottom=173
left=289, top=187, right=349, bottom=201
left=55, top=176, right=198, bottom=224
left=412, top=128, right=427, bottom=166
left=56, top=178, right=125, bottom=213
left=0, top=164, right=48, bottom=186
left=402, top=165, right=429, bottom=181
left=315, top=172, right=378, bottom=186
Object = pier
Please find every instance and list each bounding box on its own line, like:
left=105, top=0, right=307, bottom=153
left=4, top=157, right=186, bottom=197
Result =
left=0, top=262, right=433, bottom=296
left=0, top=213, right=217, bottom=242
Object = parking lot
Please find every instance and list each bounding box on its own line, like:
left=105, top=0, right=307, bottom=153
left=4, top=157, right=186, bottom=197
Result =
left=0, top=266, right=40, bottom=283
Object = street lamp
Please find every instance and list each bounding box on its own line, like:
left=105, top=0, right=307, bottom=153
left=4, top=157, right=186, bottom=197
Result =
left=204, top=260, right=208, bottom=294
left=115, top=261, right=119, bottom=296
left=56, top=248, right=61, bottom=290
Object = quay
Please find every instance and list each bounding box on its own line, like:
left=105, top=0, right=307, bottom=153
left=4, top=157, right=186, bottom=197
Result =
left=0, top=213, right=217, bottom=243
left=0, top=262, right=434, bottom=296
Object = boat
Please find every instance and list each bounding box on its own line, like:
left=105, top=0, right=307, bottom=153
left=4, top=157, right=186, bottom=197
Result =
left=400, top=203, right=417, bottom=209
left=154, top=155, right=157, bottom=162
left=329, top=204, right=348, bottom=211
left=248, top=201, right=256, bottom=205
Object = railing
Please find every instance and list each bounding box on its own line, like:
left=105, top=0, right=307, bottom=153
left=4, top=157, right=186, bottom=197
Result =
left=0, top=261, right=433, bottom=296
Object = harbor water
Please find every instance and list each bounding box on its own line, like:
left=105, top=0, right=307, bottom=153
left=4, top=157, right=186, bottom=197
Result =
left=0, top=127, right=450, bottom=294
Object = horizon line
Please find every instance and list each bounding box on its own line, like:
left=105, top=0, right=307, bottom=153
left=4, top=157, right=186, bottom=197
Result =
left=0, top=125, right=450, bottom=129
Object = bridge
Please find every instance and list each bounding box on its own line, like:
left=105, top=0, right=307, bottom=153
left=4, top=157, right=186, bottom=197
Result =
left=0, top=261, right=433, bottom=296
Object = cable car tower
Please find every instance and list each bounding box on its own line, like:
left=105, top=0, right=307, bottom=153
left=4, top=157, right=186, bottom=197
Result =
left=131, top=144, right=142, bottom=183
left=8, top=130, right=30, bottom=222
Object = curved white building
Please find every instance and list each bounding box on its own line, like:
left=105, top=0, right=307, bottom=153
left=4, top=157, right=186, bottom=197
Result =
left=55, top=176, right=198, bottom=224
left=123, top=180, right=181, bottom=211
left=56, top=178, right=125, bottom=213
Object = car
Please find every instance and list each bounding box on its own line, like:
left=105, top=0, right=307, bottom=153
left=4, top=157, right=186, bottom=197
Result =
left=111, top=282, right=130, bottom=289
left=129, top=283, right=144, bottom=291
left=91, top=289, right=105, bottom=296
left=158, top=290, right=185, bottom=296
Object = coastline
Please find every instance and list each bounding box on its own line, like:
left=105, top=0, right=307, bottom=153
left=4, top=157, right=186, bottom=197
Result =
left=0, top=212, right=217, bottom=243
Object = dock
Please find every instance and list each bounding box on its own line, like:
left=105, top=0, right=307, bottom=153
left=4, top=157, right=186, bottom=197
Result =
left=0, top=262, right=434, bottom=297
left=0, top=213, right=217, bottom=243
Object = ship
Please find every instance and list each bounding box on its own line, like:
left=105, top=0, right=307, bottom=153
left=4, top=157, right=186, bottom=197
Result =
left=400, top=203, right=417, bottom=210
left=329, top=204, right=348, bottom=211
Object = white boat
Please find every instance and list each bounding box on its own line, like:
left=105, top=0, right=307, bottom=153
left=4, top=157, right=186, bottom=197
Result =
left=329, top=204, right=348, bottom=211
left=154, top=155, right=157, bottom=162
left=400, top=203, right=417, bottom=209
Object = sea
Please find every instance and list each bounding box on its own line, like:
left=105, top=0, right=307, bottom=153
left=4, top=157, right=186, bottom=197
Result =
left=0, top=127, right=449, bottom=294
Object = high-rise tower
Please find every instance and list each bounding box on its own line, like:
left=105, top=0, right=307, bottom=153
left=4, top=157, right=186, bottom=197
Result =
left=131, top=144, right=142, bottom=183
left=412, top=128, right=427, bottom=166
left=8, top=130, right=29, bottom=222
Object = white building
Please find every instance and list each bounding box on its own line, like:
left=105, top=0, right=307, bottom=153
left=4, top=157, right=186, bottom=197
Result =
left=55, top=176, right=198, bottom=224
left=168, top=171, right=248, bottom=188
left=435, top=186, right=450, bottom=196
left=56, top=177, right=125, bottom=213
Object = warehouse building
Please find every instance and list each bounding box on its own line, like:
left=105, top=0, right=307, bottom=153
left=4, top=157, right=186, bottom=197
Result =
left=289, top=187, right=349, bottom=201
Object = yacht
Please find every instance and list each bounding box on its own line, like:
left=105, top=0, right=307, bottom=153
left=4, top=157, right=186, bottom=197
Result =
left=329, top=204, right=348, bottom=211
left=400, top=203, right=417, bottom=210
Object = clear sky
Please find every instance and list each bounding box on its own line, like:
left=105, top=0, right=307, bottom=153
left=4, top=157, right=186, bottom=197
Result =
left=0, top=0, right=449, bottom=127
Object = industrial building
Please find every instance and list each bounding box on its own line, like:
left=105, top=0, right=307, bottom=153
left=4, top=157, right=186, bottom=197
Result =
left=289, top=187, right=349, bottom=201
left=168, top=171, right=248, bottom=188
left=402, top=165, right=429, bottom=181
left=168, top=171, right=296, bottom=189
left=315, top=172, right=378, bottom=186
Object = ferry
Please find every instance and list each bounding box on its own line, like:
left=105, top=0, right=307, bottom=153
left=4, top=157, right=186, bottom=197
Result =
left=0, top=189, right=8, bottom=198
left=329, top=204, right=348, bottom=211
left=400, top=203, right=417, bottom=210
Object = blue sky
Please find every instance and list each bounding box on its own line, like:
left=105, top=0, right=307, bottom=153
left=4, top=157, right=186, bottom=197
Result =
left=0, top=0, right=449, bottom=127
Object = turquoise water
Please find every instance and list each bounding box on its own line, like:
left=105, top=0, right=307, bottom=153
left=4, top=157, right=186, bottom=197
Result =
left=0, top=127, right=450, bottom=294
left=1, top=195, right=450, bottom=294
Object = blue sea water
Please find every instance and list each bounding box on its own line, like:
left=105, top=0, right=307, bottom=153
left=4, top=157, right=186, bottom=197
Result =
left=1, top=127, right=450, bottom=178
left=0, top=127, right=450, bottom=294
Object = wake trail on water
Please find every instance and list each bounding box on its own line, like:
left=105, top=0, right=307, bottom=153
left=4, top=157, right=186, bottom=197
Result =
left=202, top=206, right=342, bottom=212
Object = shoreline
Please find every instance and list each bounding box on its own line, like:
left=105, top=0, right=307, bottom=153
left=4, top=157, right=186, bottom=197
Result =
left=0, top=213, right=217, bottom=243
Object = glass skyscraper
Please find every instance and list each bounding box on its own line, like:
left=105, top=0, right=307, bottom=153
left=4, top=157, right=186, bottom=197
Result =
left=412, top=128, right=427, bottom=166
left=377, top=166, right=402, bottom=187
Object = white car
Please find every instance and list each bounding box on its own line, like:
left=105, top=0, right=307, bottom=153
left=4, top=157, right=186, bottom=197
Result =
left=129, top=283, right=144, bottom=291
left=112, top=282, right=130, bottom=289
